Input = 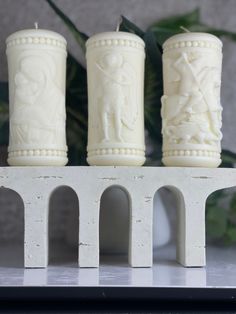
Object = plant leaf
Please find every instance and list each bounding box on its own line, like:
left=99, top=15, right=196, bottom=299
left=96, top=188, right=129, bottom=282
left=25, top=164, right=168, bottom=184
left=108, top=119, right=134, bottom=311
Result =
left=46, top=0, right=88, bottom=53
left=152, top=8, right=200, bottom=29
left=148, top=8, right=236, bottom=46
left=206, top=189, right=226, bottom=207
left=184, top=24, right=236, bottom=42
left=148, top=9, right=200, bottom=45
left=223, top=222, right=236, bottom=244
left=228, top=193, right=236, bottom=225
left=119, top=15, right=144, bottom=37
left=143, top=31, right=163, bottom=145
left=206, top=205, right=227, bottom=239
left=0, top=82, right=9, bottom=146
left=0, top=81, right=9, bottom=103
left=66, top=53, right=88, bottom=165
left=221, top=149, right=236, bottom=168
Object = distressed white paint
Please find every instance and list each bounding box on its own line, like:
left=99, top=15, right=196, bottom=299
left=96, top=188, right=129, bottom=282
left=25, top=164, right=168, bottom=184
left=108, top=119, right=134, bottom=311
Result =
left=0, top=166, right=235, bottom=268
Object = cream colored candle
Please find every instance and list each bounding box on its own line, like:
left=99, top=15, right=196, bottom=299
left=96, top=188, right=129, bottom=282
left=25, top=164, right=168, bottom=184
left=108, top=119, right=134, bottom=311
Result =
left=161, top=33, right=223, bottom=167
left=86, top=32, right=146, bottom=166
left=6, top=26, right=68, bottom=166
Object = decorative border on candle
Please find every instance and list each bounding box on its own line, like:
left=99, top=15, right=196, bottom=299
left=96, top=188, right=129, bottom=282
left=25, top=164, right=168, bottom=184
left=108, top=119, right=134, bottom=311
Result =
left=8, top=149, right=67, bottom=158
left=6, top=37, right=66, bottom=49
left=163, top=40, right=221, bottom=52
left=86, top=38, right=144, bottom=50
left=163, top=150, right=220, bottom=158
left=87, top=147, right=145, bottom=157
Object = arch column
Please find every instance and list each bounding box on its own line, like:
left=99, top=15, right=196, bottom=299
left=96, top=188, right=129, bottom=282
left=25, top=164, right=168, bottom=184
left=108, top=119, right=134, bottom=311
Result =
left=129, top=191, right=153, bottom=267
left=176, top=189, right=207, bottom=267
left=23, top=190, right=49, bottom=268
left=78, top=191, right=100, bottom=268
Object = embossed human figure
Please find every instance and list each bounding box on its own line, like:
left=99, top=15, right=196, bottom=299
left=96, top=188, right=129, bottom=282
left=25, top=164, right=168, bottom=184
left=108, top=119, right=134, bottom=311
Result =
left=11, top=55, right=65, bottom=146
left=176, top=52, right=222, bottom=142
left=96, top=52, right=131, bottom=142
left=162, top=52, right=222, bottom=144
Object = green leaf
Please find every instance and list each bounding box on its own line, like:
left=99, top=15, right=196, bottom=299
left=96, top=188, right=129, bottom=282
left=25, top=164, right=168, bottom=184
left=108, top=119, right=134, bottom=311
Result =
left=0, top=82, right=9, bottom=146
left=148, top=8, right=236, bottom=46
left=221, top=149, right=236, bottom=167
left=206, top=205, right=227, bottom=239
left=148, top=9, right=200, bottom=45
left=66, top=53, right=88, bottom=165
left=185, top=24, right=236, bottom=42
left=46, top=0, right=88, bottom=53
left=0, top=81, right=9, bottom=103
left=224, top=223, right=236, bottom=244
left=120, top=15, right=144, bottom=37
left=152, top=8, right=200, bottom=29
left=143, top=31, right=163, bottom=145
left=228, top=193, right=236, bottom=225
left=206, top=189, right=226, bottom=207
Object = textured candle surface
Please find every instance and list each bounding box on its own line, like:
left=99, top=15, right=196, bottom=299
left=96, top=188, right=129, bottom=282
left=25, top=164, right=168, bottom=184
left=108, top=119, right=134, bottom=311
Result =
left=86, top=32, right=146, bottom=166
left=6, top=29, right=68, bottom=166
left=161, top=33, right=223, bottom=167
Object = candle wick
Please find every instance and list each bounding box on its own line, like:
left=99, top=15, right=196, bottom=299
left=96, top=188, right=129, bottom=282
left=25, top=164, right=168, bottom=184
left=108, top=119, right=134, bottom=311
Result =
left=116, top=16, right=122, bottom=32
left=180, top=26, right=191, bottom=33
left=34, top=22, right=39, bottom=30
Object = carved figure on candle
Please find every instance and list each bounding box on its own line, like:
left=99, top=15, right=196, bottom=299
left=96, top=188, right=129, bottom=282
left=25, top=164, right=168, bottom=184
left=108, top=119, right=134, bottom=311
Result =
left=10, top=54, right=66, bottom=146
left=95, top=52, right=138, bottom=142
left=86, top=32, right=145, bottom=166
left=161, top=51, right=222, bottom=145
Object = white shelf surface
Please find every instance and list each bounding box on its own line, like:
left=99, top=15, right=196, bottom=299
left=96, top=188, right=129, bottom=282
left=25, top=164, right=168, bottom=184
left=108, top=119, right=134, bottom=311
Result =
left=0, top=244, right=235, bottom=288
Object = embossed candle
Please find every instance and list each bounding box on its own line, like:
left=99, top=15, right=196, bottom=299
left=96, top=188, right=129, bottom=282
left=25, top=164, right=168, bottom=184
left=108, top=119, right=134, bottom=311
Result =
left=6, top=27, right=68, bottom=166
left=86, top=32, right=146, bottom=166
left=161, top=33, right=223, bottom=167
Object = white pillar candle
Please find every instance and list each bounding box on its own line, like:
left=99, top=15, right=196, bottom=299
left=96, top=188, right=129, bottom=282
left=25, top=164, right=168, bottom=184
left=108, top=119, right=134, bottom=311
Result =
left=86, top=32, right=146, bottom=166
left=6, top=27, right=68, bottom=166
left=161, top=33, right=223, bottom=167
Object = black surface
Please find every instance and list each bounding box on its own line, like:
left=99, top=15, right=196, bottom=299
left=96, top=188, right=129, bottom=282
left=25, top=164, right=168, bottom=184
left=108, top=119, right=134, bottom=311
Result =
left=0, top=287, right=236, bottom=302
left=0, top=298, right=236, bottom=313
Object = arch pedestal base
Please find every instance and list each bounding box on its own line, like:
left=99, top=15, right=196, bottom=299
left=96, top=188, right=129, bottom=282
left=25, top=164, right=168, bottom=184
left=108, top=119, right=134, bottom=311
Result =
left=0, top=166, right=234, bottom=268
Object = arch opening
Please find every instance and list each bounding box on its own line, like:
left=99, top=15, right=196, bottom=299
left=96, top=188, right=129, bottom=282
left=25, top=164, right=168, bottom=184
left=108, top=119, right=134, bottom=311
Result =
left=49, top=186, right=79, bottom=266
left=205, top=186, right=236, bottom=248
left=0, top=187, right=24, bottom=267
left=99, top=185, right=131, bottom=265
left=153, top=186, right=184, bottom=265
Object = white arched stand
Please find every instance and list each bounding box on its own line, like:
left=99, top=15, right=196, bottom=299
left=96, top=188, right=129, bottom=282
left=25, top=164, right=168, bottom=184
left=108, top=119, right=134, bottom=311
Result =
left=0, top=166, right=235, bottom=268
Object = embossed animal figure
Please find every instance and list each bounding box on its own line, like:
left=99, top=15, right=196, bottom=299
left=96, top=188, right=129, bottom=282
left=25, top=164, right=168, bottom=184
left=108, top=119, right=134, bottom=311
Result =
left=165, top=120, right=219, bottom=145
left=162, top=51, right=222, bottom=145
left=173, top=52, right=222, bottom=138
left=161, top=94, right=189, bottom=127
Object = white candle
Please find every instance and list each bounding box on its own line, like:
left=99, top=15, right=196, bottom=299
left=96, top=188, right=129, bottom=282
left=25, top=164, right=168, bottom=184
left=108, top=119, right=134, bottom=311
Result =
left=161, top=32, right=223, bottom=167
left=6, top=26, right=68, bottom=166
left=86, top=32, right=146, bottom=166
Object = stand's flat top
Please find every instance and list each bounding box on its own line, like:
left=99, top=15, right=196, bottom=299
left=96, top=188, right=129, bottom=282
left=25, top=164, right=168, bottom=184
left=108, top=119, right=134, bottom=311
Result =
left=0, top=165, right=235, bottom=179
left=0, top=166, right=235, bottom=196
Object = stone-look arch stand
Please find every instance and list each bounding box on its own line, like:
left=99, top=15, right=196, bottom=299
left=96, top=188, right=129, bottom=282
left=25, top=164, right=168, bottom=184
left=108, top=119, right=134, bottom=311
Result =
left=0, top=166, right=235, bottom=268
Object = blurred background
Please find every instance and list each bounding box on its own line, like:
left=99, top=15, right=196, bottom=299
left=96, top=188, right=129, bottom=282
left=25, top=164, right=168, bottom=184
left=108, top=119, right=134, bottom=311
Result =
left=0, top=0, right=236, bottom=265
